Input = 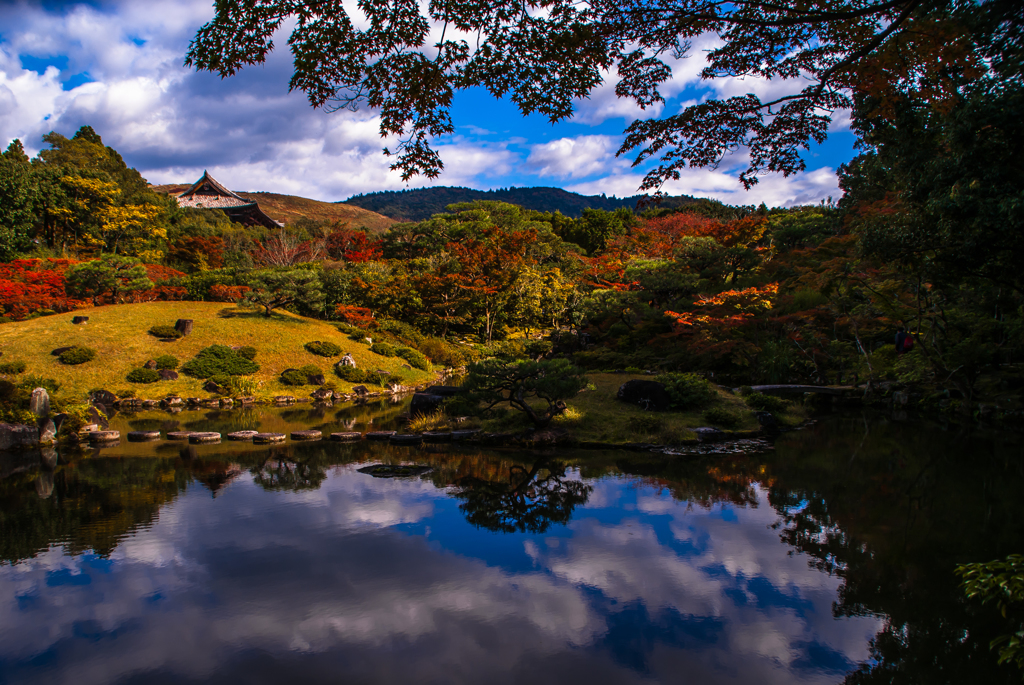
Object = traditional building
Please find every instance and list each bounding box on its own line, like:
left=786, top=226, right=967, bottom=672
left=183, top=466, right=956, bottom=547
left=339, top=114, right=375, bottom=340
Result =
left=175, top=171, right=283, bottom=228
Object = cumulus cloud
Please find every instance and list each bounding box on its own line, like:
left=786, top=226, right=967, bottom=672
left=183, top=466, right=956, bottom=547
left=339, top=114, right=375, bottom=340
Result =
left=525, top=135, right=623, bottom=179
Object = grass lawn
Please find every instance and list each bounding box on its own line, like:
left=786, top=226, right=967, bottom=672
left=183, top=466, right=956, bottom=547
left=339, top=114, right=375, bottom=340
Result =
left=478, top=373, right=806, bottom=444
left=0, top=302, right=436, bottom=401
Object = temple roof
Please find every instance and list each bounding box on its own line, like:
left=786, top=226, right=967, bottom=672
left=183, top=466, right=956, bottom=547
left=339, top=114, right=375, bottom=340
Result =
left=175, top=171, right=284, bottom=228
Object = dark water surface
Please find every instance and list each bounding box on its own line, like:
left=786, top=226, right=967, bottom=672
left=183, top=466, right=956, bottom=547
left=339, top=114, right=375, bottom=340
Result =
left=1, top=404, right=1023, bottom=684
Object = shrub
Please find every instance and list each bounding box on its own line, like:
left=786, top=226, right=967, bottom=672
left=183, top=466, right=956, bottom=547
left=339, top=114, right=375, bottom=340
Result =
left=745, top=392, right=786, bottom=413
left=149, top=324, right=182, bottom=339
left=369, top=342, right=397, bottom=357
left=18, top=375, right=59, bottom=393
left=154, top=354, right=179, bottom=370
left=654, top=372, right=717, bottom=410
left=181, top=345, right=260, bottom=378
left=628, top=415, right=663, bottom=434
left=337, top=323, right=368, bottom=337
left=236, top=346, right=258, bottom=360
left=228, top=376, right=262, bottom=395
left=281, top=364, right=322, bottom=386
left=396, top=347, right=430, bottom=370
left=127, top=368, right=161, bottom=383
left=57, top=346, right=96, bottom=365
left=304, top=340, right=342, bottom=357
left=703, top=406, right=741, bottom=428
left=334, top=364, right=399, bottom=386
left=0, top=360, right=26, bottom=374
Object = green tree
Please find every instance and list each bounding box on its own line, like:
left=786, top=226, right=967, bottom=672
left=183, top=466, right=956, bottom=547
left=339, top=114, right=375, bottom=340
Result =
left=243, top=268, right=325, bottom=317
left=462, top=358, right=587, bottom=427
left=0, top=140, right=36, bottom=260
left=64, top=255, right=154, bottom=306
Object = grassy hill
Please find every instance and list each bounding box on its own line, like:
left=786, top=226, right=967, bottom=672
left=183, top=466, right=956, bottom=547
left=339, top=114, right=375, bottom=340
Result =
left=0, top=302, right=435, bottom=400
left=342, top=186, right=703, bottom=221
left=152, top=185, right=395, bottom=233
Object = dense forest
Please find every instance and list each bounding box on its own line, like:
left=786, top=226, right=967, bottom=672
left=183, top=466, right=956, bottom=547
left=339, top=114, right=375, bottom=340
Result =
left=343, top=186, right=700, bottom=221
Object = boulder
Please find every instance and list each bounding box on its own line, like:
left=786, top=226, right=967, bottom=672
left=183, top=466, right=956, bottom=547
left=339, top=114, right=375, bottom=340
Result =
left=694, top=427, right=725, bottom=443
left=203, top=379, right=224, bottom=393
left=174, top=319, right=193, bottom=336
left=71, top=316, right=89, bottom=324
left=90, top=389, right=117, bottom=409
left=37, top=418, right=57, bottom=444
left=291, top=430, right=322, bottom=441
left=410, top=393, right=444, bottom=417
left=51, top=413, right=67, bottom=436
left=616, top=380, right=672, bottom=411
left=159, top=369, right=179, bottom=381
left=0, top=423, right=39, bottom=450
left=351, top=385, right=369, bottom=396
left=161, top=396, right=184, bottom=407
left=310, top=388, right=334, bottom=401
left=142, top=400, right=158, bottom=408
left=338, top=354, right=357, bottom=368
left=425, top=385, right=462, bottom=397
left=144, top=360, right=157, bottom=370
left=36, top=472, right=55, bottom=499
left=29, top=388, right=50, bottom=418
left=86, top=406, right=109, bottom=429
left=307, top=374, right=326, bottom=386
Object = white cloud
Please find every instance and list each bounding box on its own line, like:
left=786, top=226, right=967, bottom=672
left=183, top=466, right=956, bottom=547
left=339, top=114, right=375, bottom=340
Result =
left=525, top=135, right=622, bottom=179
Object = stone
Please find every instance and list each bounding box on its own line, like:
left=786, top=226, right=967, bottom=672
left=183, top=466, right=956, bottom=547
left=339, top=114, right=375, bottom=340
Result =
left=51, top=413, right=67, bottom=436
left=330, top=432, right=363, bottom=441
left=402, top=364, right=412, bottom=370
left=451, top=429, right=481, bottom=441
left=86, top=406, right=109, bottom=429
left=390, top=433, right=422, bottom=445
left=37, top=418, right=57, bottom=444
left=174, top=319, right=193, bottom=337
left=0, top=423, right=40, bottom=450
left=90, top=389, right=117, bottom=408
left=422, top=431, right=452, bottom=442
left=694, top=427, right=726, bottom=443
left=159, top=369, right=180, bottom=381
left=186, top=397, right=201, bottom=405
left=227, top=430, right=259, bottom=440
left=161, top=396, right=184, bottom=407
left=40, top=447, right=58, bottom=470
left=410, top=393, right=445, bottom=417
left=220, top=398, right=233, bottom=407
left=36, top=472, right=54, bottom=499
left=253, top=432, right=286, bottom=444
left=71, top=316, right=89, bottom=324
left=338, top=354, right=357, bottom=368
left=166, top=431, right=194, bottom=440
left=189, top=432, right=221, bottom=444
left=236, top=396, right=255, bottom=405
left=89, top=430, right=120, bottom=442
left=273, top=395, right=296, bottom=404
left=425, top=385, right=462, bottom=397
left=364, top=431, right=396, bottom=440
left=201, top=399, right=222, bottom=408
left=351, top=385, right=369, bottom=396
left=203, top=380, right=224, bottom=393
left=144, top=359, right=157, bottom=370
left=291, top=430, right=322, bottom=441
left=307, top=374, right=326, bottom=386
left=755, top=411, right=778, bottom=427
left=142, top=400, right=158, bottom=408
left=29, top=388, right=50, bottom=418
left=310, top=388, right=333, bottom=400
left=616, top=380, right=672, bottom=411
left=128, top=431, right=161, bottom=441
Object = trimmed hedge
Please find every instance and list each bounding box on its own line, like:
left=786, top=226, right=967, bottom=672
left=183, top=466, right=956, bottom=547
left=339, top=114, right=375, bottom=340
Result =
left=745, top=392, right=786, bottom=413
left=236, top=346, right=258, bottom=360
left=0, top=360, right=26, bottom=374
left=654, top=372, right=717, bottom=410
left=57, top=346, right=96, bottom=365
left=396, top=347, right=430, bottom=370
left=127, top=368, right=161, bottom=383
left=281, top=364, right=322, bottom=386
left=148, top=324, right=183, bottom=339
left=305, top=341, right=342, bottom=357
left=181, top=345, right=260, bottom=378
left=334, top=364, right=400, bottom=386
left=154, top=354, right=179, bottom=370
left=369, top=342, right=397, bottom=357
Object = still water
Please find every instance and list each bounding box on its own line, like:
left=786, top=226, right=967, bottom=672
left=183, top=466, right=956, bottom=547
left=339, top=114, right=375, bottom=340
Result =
left=1, top=402, right=1022, bottom=684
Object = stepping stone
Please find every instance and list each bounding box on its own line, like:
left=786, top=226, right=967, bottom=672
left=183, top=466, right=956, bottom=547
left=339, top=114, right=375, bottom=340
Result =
left=364, top=431, right=397, bottom=441
left=390, top=434, right=423, bottom=445
left=357, top=464, right=432, bottom=478
left=422, top=431, right=452, bottom=442
left=166, top=431, right=194, bottom=440
left=226, top=430, right=259, bottom=441
left=451, top=429, right=481, bottom=441
left=189, top=432, right=221, bottom=444
left=88, top=430, right=120, bottom=442
left=330, top=432, right=363, bottom=442
left=127, top=431, right=161, bottom=441
left=253, top=433, right=286, bottom=444
left=291, top=430, right=322, bottom=441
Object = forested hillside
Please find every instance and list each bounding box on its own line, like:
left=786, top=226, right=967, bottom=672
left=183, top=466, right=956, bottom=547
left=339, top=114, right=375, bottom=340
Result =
left=343, top=186, right=701, bottom=221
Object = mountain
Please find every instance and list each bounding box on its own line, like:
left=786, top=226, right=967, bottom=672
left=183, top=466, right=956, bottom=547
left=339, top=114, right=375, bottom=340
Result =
left=152, top=185, right=395, bottom=232
left=341, top=186, right=701, bottom=221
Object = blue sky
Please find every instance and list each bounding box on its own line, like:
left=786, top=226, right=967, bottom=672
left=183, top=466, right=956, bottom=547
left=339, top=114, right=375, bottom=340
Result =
left=0, top=0, right=858, bottom=207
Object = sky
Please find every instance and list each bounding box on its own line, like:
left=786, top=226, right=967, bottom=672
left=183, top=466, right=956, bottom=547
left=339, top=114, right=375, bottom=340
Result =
left=0, top=0, right=859, bottom=207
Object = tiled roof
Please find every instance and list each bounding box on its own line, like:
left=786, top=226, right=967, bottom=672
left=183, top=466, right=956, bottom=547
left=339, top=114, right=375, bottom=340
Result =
left=176, top=195, right=253, bottom=209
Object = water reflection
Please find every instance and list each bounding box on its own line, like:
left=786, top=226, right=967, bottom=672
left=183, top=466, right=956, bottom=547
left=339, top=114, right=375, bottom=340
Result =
left=0, top=410, right=1021, bottom=684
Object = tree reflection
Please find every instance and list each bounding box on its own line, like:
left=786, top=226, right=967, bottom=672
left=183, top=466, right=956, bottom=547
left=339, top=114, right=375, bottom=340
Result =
left=250, top=450, right=327, bottom=491
left=453, top=457, right=591, bottom=533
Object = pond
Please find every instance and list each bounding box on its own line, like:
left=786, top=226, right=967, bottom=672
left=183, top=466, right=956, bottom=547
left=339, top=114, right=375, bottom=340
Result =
left=1, top=401, right=1022, bottom=684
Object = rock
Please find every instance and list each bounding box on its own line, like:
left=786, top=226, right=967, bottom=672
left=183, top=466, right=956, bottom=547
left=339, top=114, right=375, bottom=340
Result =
left=142, top=400, right=158, bottom=408
left=203, top=380, right=224, bottom=393
left=273, top=395, right=296, bottom=404
left=451, top=429, right=481, bottom=441
left=0, top=423, right=40, bottom=450
left=71, top=315, right=89, bottom=324
left=351, top=385, right=369, bottom=396
left=364, top=431, right=396, bottom=440
left=253, top=433, right=286, bottom=444
left=161, top=396, right=184, bottom=407
left=410, top=393, right=444, bottom=417
left=220, top=398, right=233, bottom=407
left=36, top=471, right=55, bottom=499
left=755, top=411, right=777, bottom=427
left=236, top=396, right=255, bottom=405
left=616, top=380, right=672, bottom=411
left=174, top=319, right=193, bottom=337
left=425, top=385, right=462, bottom=397
left=189, top=432, right=221, bottom=444
left=37, top=418, right=57, bottom=444
left=330, top=432, right=363, bottom=441
left=51, top=413, right=67, bottom=436
left=307, top=374, right=326, bottom=386
left=86, top=406, right=109, bottom=429
left=144, top=359, right=157, bottom=370
left=128, top=431, right=161, bottom=441
left=390, top=433, right=423, bottom=445
left=892, top=390, right=910, bottom=407
left=422, top=431, right=452, bottom=442
left=310, top=388, right=333, bottom=401
left=201, top=399, right=221, bottom=408
left=88, top=430, right=120, bottom=443
left=227, top=431, right=259, bottom=441
left=186, top=397, right=201, bottom=406
left=358, top=464, right=432, bottom=478
left=166, top=431, right=194, bottom=440
left=338, top=354, right=357, bottom=368
left=90, top=389, right=117, bottom=409
left=291, top=430, right=322, bottom=441
left=402, top=364, right=412, bottom=370
left=694, top=427, right=725, bottom=443
left=29, top=388, right=50, bottom=418
left=159, top=369, right=180, bottom=381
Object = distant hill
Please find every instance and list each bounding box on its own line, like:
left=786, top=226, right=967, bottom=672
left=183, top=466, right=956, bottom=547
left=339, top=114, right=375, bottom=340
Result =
left=152, top=184, right=395, bottom=233
left=341, top=186, right=701, bottom=221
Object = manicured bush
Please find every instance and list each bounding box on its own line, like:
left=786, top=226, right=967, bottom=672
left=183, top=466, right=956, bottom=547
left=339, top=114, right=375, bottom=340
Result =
left=149, top=324, right=183, bottom=339
left=154, top=354, right=179, bottom=370
left=369, top=342, right=397, bottom=357
left=337, top=323, right=367, bottom=336
left=396, top=347, right=430, bottom=370
left=281, top=364, right=322, bottom=386
left=703, top=406, right=741, bottom=428
left=745, top=392, right=786, bottom=413
left=181, top=345, right=260, bottom=378
left=304, top=340, right=342, bottom=357
left=127, top=368, right=161, bottom=384
left=654, top=372, right=717, bottom=410
left=334, top=364, right=400, bottom=386
left=208, top=373, right=232, bottom=390
left=0, top=360, right=26, bottom=374
left=57, top=346, right=96, bottom=365
left=236, top=346, right=257, bottom=360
